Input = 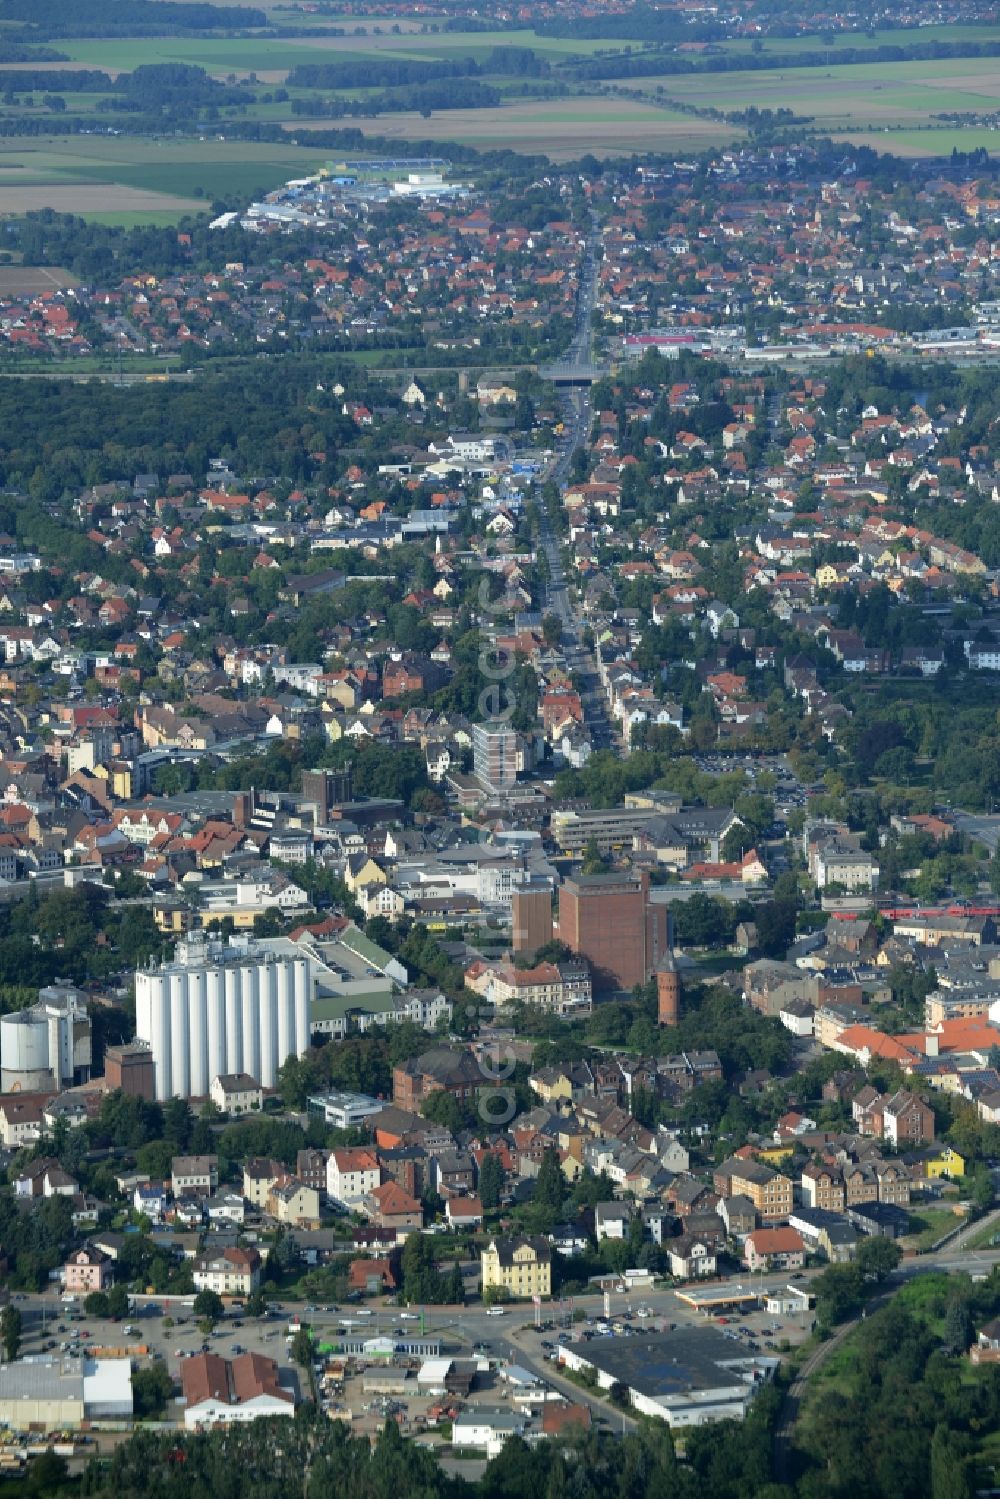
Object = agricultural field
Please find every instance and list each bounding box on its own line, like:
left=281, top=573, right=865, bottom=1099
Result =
left=8, top=29, right=631, bottom=80
left=288, top=96, right=745, bottom=159
left=0, top=265, right=78, bottom=293
left=708, top=22, right=1000, bottom=57
left=840, top=125, right=1000, bottom=155
left=0, top=19, right=993, bottom=194
left=0, top=138, right=334, bottom=224
left=621, top=55, right=1000, bottom=130
left=0, top=184, right=201, bottom=220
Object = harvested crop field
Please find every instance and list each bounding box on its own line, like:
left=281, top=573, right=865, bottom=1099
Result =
left=623, top=56, right=1000, bottom=129
left=0, top=266, right=79, bottom=293
left=288, top=97, right=743, bottom=158
left=0, top=185, right=201, bottom=216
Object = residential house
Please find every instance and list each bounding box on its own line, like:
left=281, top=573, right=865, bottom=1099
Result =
left=171, top=1155, right=219, bottom=1199
left=193, top=1246, right=262, bottom=1297
left=63, top=1245, right=112, bottom=1294
left=242, top=1158, right=284, bottom=1209
left=666, top=1236, right=717, bottom=1279
left=744, top=1227, right=806, bottom=1272
left=210, top=1073, right=263, bottom=1116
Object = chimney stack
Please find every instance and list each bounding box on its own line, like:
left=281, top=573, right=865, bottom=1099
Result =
left=656, top=952, right=681, bottom=1027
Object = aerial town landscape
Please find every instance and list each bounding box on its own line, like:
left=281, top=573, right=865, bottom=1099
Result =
left=4, top=0, right=1000, bottom=1496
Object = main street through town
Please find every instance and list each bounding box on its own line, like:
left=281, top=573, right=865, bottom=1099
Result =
left=15, top=1236, right=1000, bottom=1389
left=537, top=212, right=617, bottom=753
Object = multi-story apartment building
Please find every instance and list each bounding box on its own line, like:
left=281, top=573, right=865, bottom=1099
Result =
left=486, top=961, right=592, bottom=1016
left=326, top=1147, right=381, bottom=1206
left=193, top=1247, right=262, bottom=1297
left=171, top=1155, right=219, bottom=1198
left=714, top=1158, right=793, bottom=1223
left=480, top=1236, right=551, bottom=1300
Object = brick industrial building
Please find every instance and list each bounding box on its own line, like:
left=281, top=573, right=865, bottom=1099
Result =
left=511, top=884, right=553, bottom=956
left=557, top=871, right=671, bottom=994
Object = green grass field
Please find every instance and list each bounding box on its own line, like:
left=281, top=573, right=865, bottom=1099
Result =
left=903, top=1206, right=966, bottom=1251
left=840, top=125, right=1000, bottom=155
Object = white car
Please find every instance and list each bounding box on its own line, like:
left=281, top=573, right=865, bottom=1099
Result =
left=400, top=1313, right=419, bottom=1322
left=486, top=1307, right=506, bottom=1318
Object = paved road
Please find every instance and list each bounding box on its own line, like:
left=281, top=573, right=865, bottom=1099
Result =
left=23, top=1236, right=1000, bottom=1350
left=536, top=212, right=618, bottom=753
left=19, top=1237, right=1000, bottom=1447
left=953, top=813, right=1000, bottom=852
left=944, top=1203, right=1000, bottom=1252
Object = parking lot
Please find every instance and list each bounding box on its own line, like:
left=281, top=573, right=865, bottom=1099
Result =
left=12, top=1281, right=818, bottom=1441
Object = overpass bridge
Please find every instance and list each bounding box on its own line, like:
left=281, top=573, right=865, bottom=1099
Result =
left=538, top=359, right=610, bottom=387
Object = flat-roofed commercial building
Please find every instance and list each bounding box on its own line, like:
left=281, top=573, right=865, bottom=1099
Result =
left=0, top=1358, right=133, bottom=1430
left=558, top=1329, right=777, bottom=1428
left=551, top=806, right=661, bottom=856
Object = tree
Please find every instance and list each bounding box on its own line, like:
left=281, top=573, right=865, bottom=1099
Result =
left=107, top=1285, right=130, bottom=1320
left=447, top=1262, right=465, bottom=1305
left=855, top=1236, right=901, bottom=1283
left=290, top=1327, right=313, bottom=1367
left=813, top=1262, right=864, bottom=1331
left=534, top=1147, right=565, bottom=1212
left=942, top=1295, right=973, bottom=1355
left=970, top=1167, right=994, bottom=1213
left=755, top=899, right=798, bottom=958
left=163, top=1096, right=193, bottom=1149
left=26, top=1450, right=67, bottom=1494
left=246, top=1290, right=267, bottom=1318
left=419, top=1089, right=465, bottom=1134
left=131, top=1360, right=173, bottom=1419
left=478, top=1151, right=504, bottom=1211
left=84, top=1291, right=110, bottom=1318
left=931, top=1424, right=972, bottom=1499
left=0, top=1305, right=21, bottom=1362
left=581, top=837, right=606, bottom=876
left=400, top=1233, right=450, bottom=1305
left=192, top=1289, right=224, bottom=1324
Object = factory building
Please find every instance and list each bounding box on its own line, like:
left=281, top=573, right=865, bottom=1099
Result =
left=135, top=933, right=311, bottom=1101
left=0, top=982, right=92, bottom=1094
left=557, top=1329, right=777, bottom=1429
left=0, top=1358, right=133, bottom=1429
